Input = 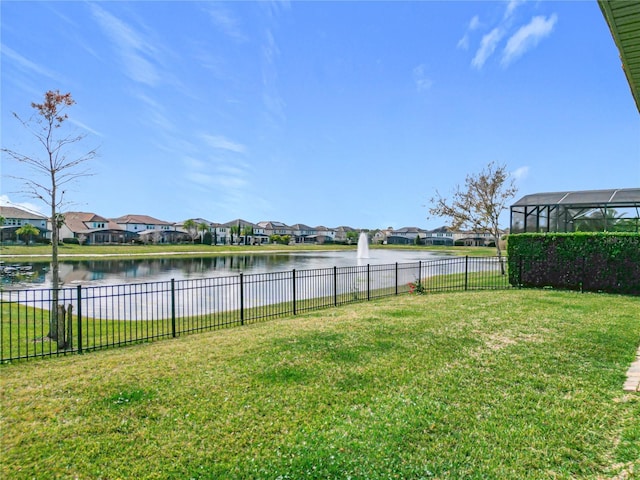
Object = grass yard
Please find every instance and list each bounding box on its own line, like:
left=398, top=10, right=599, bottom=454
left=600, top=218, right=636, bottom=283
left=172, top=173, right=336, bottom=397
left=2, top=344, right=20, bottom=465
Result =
left=1, top=290, right=638, bottom=479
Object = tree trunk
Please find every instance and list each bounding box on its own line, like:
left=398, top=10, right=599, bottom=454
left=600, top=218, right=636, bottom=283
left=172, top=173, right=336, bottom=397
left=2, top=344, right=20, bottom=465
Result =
left=56, top=304, right=67, bottom=349
left=494, top=232, right=506, bottom=275
left=48, top=179, right=60, bottom=340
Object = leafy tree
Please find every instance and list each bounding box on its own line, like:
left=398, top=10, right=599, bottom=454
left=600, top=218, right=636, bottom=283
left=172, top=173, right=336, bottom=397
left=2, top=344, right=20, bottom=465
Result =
left=183, top=219, right=198, bottom=243
left=346, top=231, right=359, bottom=244
left=230, top=224, right=241, bottom=244
left=16, top=224, right=40, bottom=245
left=270, top=234, right=282, bottom=244
left=574, top=208, right=628, bottom=232
left=429, top=161, right=517, bottom=274
left=2, top=90, right=97, bottom=341
left=241, top=225, right=254, bottom=245
left=198, top=222, right=209, bottom=243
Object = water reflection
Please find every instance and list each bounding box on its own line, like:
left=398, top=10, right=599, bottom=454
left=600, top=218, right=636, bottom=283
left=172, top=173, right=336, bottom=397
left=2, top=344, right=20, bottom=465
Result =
left=2, top=249, right=449, bottom=289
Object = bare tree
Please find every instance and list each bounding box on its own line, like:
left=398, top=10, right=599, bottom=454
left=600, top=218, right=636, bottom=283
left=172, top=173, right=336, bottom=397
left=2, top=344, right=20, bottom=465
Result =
left=2, top=90, right=97, bottom=340
left=429, top=161, right=517, bottom=274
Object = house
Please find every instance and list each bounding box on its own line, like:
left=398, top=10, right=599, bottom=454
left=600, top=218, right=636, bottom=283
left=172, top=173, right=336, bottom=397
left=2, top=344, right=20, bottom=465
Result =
left=112, top=214, right=174, bottom=233
left=386, top=227, right=427, bottom=245
left=175, top=218, right=215, bottom=243
left=60, top=212, right=138, bottom=244
left=256, top=221, right=293, bottom=243
left=334, top=226, right=357, bottom=243
left=313, top=225, right=336, bottom=244
left=453, top=230, right=501, bottom=247
left=290, top=223, right=315, bottom=243
left=136, top=228, right=190, bottom=244
left=423, top=226, right=455, bottom=246
left=0, top=205, right=50, bottom=243
left=222, top=219, right=259, bottom=245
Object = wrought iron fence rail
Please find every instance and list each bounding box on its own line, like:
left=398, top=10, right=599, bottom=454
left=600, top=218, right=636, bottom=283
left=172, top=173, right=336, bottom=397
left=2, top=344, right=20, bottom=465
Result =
left=1, top=256, right=510, bottom=362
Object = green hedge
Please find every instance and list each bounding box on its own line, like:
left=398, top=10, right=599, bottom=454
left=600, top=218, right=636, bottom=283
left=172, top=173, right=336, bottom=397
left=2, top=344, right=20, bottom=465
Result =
left=507, top=233, right=640, bottom=295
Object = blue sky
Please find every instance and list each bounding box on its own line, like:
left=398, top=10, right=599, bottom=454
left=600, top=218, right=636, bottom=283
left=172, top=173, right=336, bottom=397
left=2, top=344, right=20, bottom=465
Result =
left=2, top=0, right=638, bottom=230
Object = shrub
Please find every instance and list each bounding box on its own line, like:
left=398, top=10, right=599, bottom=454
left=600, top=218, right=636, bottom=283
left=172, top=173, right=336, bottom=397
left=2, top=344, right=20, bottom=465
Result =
left=507, top=232, right=640, bottom=294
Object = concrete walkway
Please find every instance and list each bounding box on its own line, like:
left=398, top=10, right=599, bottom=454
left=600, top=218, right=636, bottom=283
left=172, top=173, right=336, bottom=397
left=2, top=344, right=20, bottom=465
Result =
left=623, top=345, right=640, bottom=392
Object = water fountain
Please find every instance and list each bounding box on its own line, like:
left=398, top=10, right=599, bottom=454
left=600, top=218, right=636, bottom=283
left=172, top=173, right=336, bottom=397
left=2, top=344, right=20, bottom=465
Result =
left=357, top=231, right=370, bottom=259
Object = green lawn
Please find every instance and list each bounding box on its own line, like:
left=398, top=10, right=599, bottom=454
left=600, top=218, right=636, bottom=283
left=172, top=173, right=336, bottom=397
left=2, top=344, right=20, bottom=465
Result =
left=2, top=290, right=638, bottom=479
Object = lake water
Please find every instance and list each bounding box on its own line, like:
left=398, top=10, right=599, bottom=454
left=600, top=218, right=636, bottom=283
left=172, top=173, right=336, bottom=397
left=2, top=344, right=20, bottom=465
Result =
left=2, top=249, right=452, bottom=290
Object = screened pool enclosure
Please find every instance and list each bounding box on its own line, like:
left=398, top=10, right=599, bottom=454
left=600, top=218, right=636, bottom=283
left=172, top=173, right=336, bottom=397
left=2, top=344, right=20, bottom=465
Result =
left=510, top=188, right=640, bottom=233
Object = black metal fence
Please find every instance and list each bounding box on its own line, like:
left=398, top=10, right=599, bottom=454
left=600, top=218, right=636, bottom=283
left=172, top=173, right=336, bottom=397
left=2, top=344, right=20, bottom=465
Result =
left=1, top=256, right=509, bottom=362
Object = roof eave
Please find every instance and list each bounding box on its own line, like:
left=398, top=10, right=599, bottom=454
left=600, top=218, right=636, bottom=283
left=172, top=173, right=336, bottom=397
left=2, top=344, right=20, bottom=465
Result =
left=599, top=0, right=640, bottom=114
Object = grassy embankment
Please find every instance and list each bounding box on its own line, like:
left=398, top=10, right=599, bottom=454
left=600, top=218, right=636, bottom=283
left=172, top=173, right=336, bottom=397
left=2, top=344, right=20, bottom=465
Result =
left=0, top=243, right=498, bottom=261
left=2, top=289, right=639, bottom=479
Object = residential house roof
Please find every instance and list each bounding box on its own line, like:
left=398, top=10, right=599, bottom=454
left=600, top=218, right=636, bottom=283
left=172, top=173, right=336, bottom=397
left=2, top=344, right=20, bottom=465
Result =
left=392, top=227, right=427, bottom=234
left=62, top=212, right=120, bottom=234
left=599, top=0, right=640, bottom=113
left=112, top=214, right=172, bottom=225
left=290, top=223, right=313, bottom=231
left=222, top=219, right=256, bottom=228
left=0, top=206, right=47, bottom=220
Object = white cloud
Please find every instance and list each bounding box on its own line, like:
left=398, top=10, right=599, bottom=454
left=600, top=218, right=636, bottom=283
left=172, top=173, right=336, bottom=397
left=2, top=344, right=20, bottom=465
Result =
left=457, top=15, right=481, bottom=50
left=204, top=4, right=248, bottom=42
left=90, top=4, right=161, bottom=86
left=1, top=44, right=63, bottom=82
left=504, top=0, right=526, bottom=20
left=501, top=14, right=558, bottom=66
left=512, top=166, right=530, bottom=181
left=68, top=118, right=103, bottom=137
left=201, top=134, right=247, bottom=154
left=412, top=64, right=433, bottom=92
left=261, top=29, right=286, bottom=127
left=472, top=27, right=504, bottom=69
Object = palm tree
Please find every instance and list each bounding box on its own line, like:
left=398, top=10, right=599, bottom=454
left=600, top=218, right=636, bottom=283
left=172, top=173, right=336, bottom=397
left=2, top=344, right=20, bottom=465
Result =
left=16, top=224, right=40, bottom=245
left=241, top=225, right=254, bottom=245
left=574, top=208, right=625, bottom=232
left=197, top=222, right=209, bottom=243
left=229, top=224, right=241, bottom=245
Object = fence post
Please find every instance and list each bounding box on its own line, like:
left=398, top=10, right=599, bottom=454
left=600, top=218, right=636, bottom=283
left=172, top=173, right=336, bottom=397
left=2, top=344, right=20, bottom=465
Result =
left=171, top=279, right=176, bottom=338
left=418, top=261, right=421, bottom=284
left=240, top=273, right=244, bottom=325
left=333, top=266, right=338, bottom=306
left=464, top=256, right=469, bottom=291
left=76, top=285, right=83, bottom=354
left=293, top=269, right=297, bottom=315
left=395, top=262, right=398, bottom=295
left=367, top=264, right=370, bottom=301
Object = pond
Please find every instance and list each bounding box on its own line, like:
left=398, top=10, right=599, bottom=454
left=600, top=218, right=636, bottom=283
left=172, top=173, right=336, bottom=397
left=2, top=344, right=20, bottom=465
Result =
left=2, top=249, right=452, bottom=290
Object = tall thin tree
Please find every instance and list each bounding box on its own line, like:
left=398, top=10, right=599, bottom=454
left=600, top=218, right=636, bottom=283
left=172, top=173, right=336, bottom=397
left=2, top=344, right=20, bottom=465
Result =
left=429, top=161, right=517, bottom=274
left=2, top=90, right=97, bottom=340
